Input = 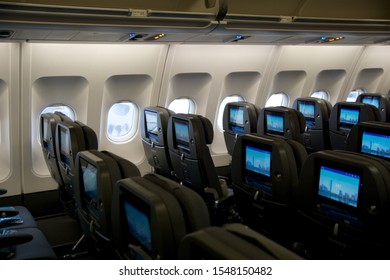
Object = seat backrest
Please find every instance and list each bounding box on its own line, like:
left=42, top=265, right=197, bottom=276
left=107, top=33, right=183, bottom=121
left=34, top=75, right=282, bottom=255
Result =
left=179, top=223, right=302, bottom=260
left=346, top=121, right=390, bottom=161
left=356, top=93, right=390, bottom=122
left=111, top=173, right=210, bottom=259
left=230, top=133, right=307, bottom=243
left=40, top=112, right=73, bottom=190
left=292, top=97, right=332, bottom=152
left=55, top=120, right=98, bottom=198
left=74, top=150, right=140, bottom=244
left=329, top=102, right=381, bottom=150
left=222, top=101, right=259, bottom=155
left=293, top=150, right=390, bottom=259
left=140, top=106, right=175, bottom=177
left=167, top=114, right=227, bottom=202
left=257, top=106, right=306, bottom=144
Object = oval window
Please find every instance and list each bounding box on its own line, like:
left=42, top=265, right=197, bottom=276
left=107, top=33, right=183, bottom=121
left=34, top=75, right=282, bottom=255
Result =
left=168, top=98, right=196, bottom=114
left=217, top=95, right=245, bottom=131
left=107, top=101, right=139, bottom=142
left=265, top=92, right=289, bottom=108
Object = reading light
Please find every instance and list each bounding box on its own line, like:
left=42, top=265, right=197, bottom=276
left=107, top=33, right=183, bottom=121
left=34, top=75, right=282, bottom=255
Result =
left=153, top=33, right=166, bottom=40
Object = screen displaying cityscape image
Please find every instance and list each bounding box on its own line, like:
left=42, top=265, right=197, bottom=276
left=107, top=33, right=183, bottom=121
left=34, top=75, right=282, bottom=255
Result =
left=318, top=166, right=360, bottom=208
left=339, top=107, right=359, bottom=126
left=361, top=131, right=390, bottom=159
left=245, top=146, right=271, bottom=177
left=266, top=114, right=284, bottom=134
left=229, top=106, right=245, bottom=134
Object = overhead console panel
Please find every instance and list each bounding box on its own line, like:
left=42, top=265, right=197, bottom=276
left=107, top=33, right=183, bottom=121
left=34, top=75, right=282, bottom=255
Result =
left=0, top=0, right=389, bottom=44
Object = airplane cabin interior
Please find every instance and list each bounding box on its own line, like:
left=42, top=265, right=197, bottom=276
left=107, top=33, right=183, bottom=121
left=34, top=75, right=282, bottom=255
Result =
left=1, top=0, right=390, bottom=260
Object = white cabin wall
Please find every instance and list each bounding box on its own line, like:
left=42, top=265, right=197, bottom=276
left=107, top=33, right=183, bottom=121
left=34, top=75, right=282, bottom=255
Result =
left=0, top=43, right=21, bottom=197
left=345, top=46, right=390, bottom=100
left=261, top=45, right=365, bottom=106
left=159, top=44, right=276, bottom=165
left=21, top=43, right=168, bottom=194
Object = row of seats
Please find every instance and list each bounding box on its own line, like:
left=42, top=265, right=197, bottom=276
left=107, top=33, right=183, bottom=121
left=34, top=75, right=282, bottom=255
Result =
left=37, top=111, right=301, bottom=260
left=140, top=99, right=390, bottom=259
left=224, top=93, right=390, bottom=154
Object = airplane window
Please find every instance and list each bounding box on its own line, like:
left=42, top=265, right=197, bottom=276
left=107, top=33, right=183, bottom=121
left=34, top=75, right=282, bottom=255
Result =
left=311, top=90, right=329, bottom=101
left=168, top=98, right=195, bottom=114
left=40, top=104, right=76, bottom=121
left=217, top=95, right=245, bottom=132
left=107, top=101, right=139, bottom=142
left=265, top=92, right=289, bottom=108
left=347, top=88, right=366, bottom=102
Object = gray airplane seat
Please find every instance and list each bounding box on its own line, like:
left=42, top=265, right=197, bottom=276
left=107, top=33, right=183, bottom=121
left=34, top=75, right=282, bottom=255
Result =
left=292, top=97, right=332, bottom=153
left=346, top=121, right=390, bottom=161
left=222, top=101, right=260, bottom=156
left=167, top=114, right=231, bottom=207
left=356, top=93, right=390, bottom=122
left=140, top=106, right=175, bottom=178
left=111, top=173, right=210, bottom=259
left=257, top=106, right=306, bottom=145
left=74, top=150, right=140, bottom=255
left=293, top=150, right=390, bottom=259
left=231, top=133, right=307, bottom=246
left=55, top=120, right=98, bottom=218
left=40, top=112, right=75, bottom=217
left=329, top=102, right=381, bottom=150
left=179, top=223, right=302, bottom=260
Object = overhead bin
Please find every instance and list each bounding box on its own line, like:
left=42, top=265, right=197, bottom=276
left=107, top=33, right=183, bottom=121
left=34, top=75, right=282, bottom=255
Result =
left=0, top=0, right=389, bottom=44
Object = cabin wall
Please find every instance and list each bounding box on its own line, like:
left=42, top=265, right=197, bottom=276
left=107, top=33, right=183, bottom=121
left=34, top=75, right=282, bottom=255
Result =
left=1, top=42, right=390, bottom=196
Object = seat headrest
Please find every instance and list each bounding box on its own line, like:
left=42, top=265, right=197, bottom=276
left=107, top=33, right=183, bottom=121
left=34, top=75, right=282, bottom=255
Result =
left=198, top=116, right=214, bottom=144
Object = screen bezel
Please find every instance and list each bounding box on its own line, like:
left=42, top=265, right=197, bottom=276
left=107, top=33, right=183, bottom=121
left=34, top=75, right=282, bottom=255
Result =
left=265, top=111, right=285, bottom=136
left=361, top=96, right=380, bottom=109
left=144, top=110, right=159, bottom=142
left=358, top=127, right=390, bottom=160
left=228, top=105, right=245, bottom=134
left=242, top=139, right=273, bottom=193
left=121, top=192, right=152, bottom=255
left=173, top=118, right=190, bottom=152
left=79, top=158, right=99, bottom=215
left=314, top=159, right=363, bottom=217
left=338, top=106, right=360, bottom=130
left=297, top=100, right=316, bottom=127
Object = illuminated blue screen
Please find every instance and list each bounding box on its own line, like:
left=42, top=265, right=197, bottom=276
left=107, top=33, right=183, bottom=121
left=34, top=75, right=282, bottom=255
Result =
left=361, top=131, right=390, bottom=159
left=82, top=163, right=97, bottom=201
left=339, top=107, right=359, bottom=126
left=174, top=121, right=190, bottom=143
left=245, top=146, right=271, bottom=177
left=298, top=102, right=315, bottom=119
left=266, top=114, right=284, bottom=134
left=318, top=166, right=360, bottom=208
left=361, top=96, right=380, bottom=108
left=229, top=106, right=245, bottom=133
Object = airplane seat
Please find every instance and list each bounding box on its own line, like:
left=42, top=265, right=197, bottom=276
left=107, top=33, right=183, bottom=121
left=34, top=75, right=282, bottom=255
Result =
left=111, top=173, right=210, bottom=259
left=329, top=102, right=381, bottom=150
left=257, top=106, right=306, bottom=144
left=345, top=121, right=390, bottom=161
left=292, top=97, right=332, bottom=153
left=167, top=113, right=236, bottom=225
left=74, top=150, right=140, bottom=256
left=356, top=93, right=390, bottom=122
left=293, top=150, right=390, bottom=259
left=40, top=112, right=76, bottom=217
left=231, top=133, right=307, bottom=246
left=167, top=114, right=229, bottom=203
left=179, top=223, right=303, bottom=260
left=222, top=101, right=260, bottom=156
left=140, top=106, right=175, bottom=178
left=55, top=120, right=98, bottom=219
